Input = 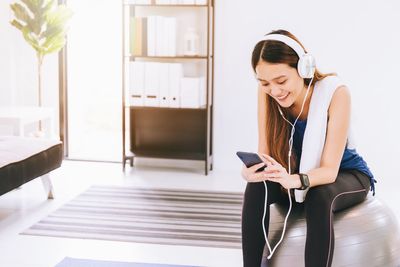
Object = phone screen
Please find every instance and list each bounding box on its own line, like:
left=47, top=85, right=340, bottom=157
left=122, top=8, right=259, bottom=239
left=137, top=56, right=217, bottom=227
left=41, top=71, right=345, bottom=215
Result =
left=236, top=151, right=266, bottom=172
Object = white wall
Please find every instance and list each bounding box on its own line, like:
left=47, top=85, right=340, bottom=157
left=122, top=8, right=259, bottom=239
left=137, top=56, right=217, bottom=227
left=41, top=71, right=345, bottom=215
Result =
left=0, top=0, right=15, bottom=106
left=1, top=0, right=399, bottom=188
left=213, top=0, right=400, bottom=190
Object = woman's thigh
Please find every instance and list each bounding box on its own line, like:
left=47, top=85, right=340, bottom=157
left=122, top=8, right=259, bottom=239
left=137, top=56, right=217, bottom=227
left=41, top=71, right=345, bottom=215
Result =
left=243, top=180, right=287, bottom=207
left=305, top=170, right=370, bottom=212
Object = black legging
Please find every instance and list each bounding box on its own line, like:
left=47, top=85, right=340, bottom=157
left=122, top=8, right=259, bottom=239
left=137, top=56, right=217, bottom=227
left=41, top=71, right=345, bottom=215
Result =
left=241, top=170, right=371, bottom=267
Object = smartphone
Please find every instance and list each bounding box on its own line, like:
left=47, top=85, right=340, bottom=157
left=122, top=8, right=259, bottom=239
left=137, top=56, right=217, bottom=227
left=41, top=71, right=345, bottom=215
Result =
left=236, top=151, right=266, bottom=172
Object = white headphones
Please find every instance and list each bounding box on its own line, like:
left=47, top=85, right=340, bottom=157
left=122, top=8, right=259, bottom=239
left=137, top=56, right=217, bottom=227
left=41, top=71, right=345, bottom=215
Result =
left=259, top=33, right=316, bottom=260
left=262, top=34, right=316, bottom=79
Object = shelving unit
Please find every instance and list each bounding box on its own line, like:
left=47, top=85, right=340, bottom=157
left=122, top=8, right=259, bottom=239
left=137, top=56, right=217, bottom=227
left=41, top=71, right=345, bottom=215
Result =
left=122, top=0, right=214, bottom=174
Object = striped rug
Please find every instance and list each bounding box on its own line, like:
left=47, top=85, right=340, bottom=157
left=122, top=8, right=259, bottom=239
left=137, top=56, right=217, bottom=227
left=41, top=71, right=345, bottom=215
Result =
left=22, top=185, right=244, bottom=249
left=55, top=257, right=199, bottom=267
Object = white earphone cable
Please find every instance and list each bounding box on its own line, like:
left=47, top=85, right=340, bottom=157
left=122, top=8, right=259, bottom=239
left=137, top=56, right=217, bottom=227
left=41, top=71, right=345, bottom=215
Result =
left=262, top=77, right=314, bottom=260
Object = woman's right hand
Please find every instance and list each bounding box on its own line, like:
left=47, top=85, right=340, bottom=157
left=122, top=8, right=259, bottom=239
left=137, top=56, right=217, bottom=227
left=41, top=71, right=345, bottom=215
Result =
left=241, top=162, right=268, bottom=183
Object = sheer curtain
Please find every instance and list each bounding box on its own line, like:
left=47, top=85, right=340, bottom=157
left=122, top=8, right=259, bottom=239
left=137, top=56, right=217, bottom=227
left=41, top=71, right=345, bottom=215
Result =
left=67, top=0, right=122, bottom=161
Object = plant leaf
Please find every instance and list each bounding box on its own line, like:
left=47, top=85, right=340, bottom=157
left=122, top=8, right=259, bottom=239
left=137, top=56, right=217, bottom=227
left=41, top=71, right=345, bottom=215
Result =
left=42, top=0, right=54, bottom=15
left=22, top=27, right=41, bottom=52
left=42, top=27, right=64, bottom=47
left=11, top=0, right=72, bottom=57
left=10, top=19, right=24, bottom=31
left=10, top=3, right=31, bottom=25
left=40, top=4, right=72, bottom=43
left=46, top=5, right=72, bottom=28
left=20, top=0, right=37, bottom=15
left=44, top=35, right=66, bottom=54
left=41, top=24, right=65, bottom=42
left=10, top=2, right=42, bottom=35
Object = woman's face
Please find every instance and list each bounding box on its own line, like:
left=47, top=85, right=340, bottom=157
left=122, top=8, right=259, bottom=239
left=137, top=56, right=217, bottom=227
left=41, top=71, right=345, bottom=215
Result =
left=255, top=61, right=305, bottom=108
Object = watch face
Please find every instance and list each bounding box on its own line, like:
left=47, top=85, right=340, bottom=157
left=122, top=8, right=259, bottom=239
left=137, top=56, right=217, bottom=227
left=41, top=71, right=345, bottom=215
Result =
left=303, top=174, right=310, bottom=187
left=300, top=173, right=310, bottom=189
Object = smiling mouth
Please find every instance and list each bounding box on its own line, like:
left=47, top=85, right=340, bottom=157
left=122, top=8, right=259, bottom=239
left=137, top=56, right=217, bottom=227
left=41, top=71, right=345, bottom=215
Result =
left=276, top=93, right=289, bottom=101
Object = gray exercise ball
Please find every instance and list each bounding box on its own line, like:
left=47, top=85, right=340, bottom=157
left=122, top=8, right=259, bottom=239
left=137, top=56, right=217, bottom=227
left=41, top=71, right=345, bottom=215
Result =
left=261, top=197, right=400, bottom=267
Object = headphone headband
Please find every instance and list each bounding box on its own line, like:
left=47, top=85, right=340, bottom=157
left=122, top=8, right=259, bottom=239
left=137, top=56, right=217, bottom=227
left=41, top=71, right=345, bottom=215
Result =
left=262, top=34, right=306, bottom=59
left=261, top=33, right=315, bottom=79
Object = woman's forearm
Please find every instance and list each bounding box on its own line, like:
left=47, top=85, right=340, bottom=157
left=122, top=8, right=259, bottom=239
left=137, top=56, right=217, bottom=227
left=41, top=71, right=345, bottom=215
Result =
left=306, top=167, right=339, bottom=187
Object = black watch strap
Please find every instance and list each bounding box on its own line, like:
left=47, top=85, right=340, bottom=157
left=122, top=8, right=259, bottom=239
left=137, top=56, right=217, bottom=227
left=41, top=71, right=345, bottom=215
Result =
left=299, top=173, right=310, bottom=190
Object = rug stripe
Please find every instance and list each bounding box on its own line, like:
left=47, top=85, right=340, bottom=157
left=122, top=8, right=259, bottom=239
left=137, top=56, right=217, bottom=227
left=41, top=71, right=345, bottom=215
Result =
left=55, top=257, right=200, bottom=267
left=22, top=185, right=244, bottom=249
left=89, top=185, right=243, bottom=197
left=33, top=218, right=242, bottom=236
left=47, top=213, right=240, bottom=228
left=71, top=198, right=242, bottom=210
left=64, top=202, right=241, bottom=215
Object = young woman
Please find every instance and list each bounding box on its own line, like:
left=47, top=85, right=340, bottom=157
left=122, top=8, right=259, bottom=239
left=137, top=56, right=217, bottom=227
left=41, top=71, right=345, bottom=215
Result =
left=241, top=29, right=375, bottom=267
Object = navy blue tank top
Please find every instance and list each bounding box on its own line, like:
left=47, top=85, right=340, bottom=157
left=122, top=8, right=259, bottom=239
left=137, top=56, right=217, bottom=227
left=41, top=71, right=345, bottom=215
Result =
left=293, top=119, right=376, bottom=194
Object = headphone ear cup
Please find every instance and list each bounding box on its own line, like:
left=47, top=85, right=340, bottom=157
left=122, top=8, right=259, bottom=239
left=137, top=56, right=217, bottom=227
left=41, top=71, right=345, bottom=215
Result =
left=298, top=54, right=316, bottom=79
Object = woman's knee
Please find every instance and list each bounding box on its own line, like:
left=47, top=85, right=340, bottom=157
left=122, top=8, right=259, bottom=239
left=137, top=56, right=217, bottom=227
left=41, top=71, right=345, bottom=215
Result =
left=305, top=185, right=336, bottom=207
left=242, top=182, right=265, bottom=211
left=244, top=181, right=283, bottom=206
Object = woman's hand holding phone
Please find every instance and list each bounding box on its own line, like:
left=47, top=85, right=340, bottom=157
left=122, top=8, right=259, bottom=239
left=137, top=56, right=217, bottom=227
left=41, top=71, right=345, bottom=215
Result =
left=241, top=162, right=269, bottom=182
left=238, top=152, right=300, bottom=188
left=237, top=151, right=271, bottom=183
left=261, top=154, right=299, bottom=189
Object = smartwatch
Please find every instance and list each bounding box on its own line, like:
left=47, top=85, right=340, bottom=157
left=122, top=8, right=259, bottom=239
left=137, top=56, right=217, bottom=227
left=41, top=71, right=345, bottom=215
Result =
left=298, top=173, right=310, bottom=190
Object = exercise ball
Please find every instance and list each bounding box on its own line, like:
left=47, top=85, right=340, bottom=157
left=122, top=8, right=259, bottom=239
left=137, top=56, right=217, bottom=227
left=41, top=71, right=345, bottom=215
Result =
left=261, top=197, right=400, bottom=267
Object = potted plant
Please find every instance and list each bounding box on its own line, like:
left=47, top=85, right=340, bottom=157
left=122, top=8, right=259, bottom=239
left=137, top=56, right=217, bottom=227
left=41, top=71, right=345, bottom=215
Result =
left=10, top=0, right=72, bottom=132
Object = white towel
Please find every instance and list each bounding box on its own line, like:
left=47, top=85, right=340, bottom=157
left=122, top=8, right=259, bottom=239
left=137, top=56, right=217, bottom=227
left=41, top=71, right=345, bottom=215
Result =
left=294, top=76, right=354, bottom=202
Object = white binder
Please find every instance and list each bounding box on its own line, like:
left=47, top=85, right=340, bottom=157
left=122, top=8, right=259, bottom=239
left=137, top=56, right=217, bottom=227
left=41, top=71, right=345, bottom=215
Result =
left=155, top=0, right=171, bottom=4
left=165, top=17, right=177, bottom=56
left=195, top=0, right=207, bottom=4
left=159, top=63, right=170, bottom=107
left=181, top=0, right=195, bottom=4
left=199, top=76, right=206, bottom=107
left=180, top=76, right=206, bottom=108
left=147, top=16, right=156, bottom=56
left=129, top=61, right=145, bottom=106
left=136, top=0, right=151, bottom=4
left=168, top=63, right=183, bottom=108
left=156, top=16, right=167, bottom=56
left=144, top=62, right=160, bottom=107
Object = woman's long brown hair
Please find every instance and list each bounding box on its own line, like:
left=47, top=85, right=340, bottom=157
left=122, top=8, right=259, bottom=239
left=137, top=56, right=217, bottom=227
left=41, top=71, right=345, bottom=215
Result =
left=251, top=29, right=335, bottom=172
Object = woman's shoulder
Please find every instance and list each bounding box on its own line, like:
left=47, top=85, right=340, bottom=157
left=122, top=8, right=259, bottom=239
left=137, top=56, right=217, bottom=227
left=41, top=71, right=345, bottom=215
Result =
left=314, top=75, right=348, bottom=102
left=316, top=75, right=344, bottom=90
